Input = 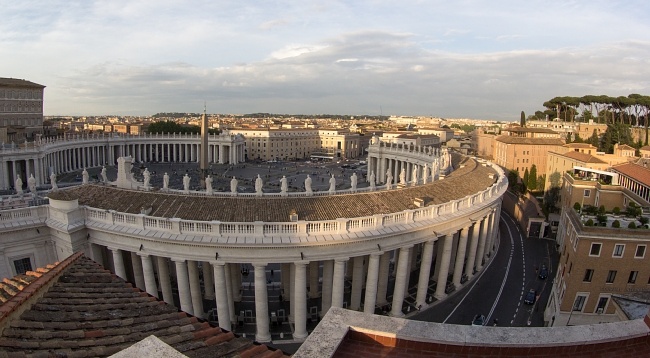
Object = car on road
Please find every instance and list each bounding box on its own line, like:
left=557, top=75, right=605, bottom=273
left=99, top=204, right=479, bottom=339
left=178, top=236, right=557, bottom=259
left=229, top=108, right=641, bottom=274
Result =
left=538, top=265, right=548, bottom=279
left=471, top=314, right=485, bottom=326
left=524, top=289, right=537, bottom=304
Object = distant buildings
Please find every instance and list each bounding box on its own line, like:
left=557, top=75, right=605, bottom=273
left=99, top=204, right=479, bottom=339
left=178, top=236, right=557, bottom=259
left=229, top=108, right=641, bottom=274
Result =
left=0, top=78, right=45, bottom=144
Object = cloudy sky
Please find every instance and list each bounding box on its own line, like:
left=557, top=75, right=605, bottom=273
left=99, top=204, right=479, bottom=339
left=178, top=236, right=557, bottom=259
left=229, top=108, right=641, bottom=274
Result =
left=2, top=1, right=650, bottom=120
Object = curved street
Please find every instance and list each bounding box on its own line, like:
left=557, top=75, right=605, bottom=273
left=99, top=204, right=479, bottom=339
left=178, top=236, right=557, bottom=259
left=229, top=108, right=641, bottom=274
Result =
left=412, top=209, right=558, bottom=327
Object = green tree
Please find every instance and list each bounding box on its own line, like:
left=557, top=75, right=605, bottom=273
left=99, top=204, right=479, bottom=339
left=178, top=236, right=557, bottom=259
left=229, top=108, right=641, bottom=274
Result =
left=528, top=164, right=537, bottom=191
left=587, top=129, right=600, bottom=148
left=520, top=111, right=526, bottom=127
left=523, top=168, right=530, bottom=191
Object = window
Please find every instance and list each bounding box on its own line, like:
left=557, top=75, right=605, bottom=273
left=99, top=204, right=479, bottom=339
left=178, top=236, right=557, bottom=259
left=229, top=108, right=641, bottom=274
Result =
left=13, top=258, right=32, bottom=275
left=613, top=244, right=625, bottom=258
left=583, top=269, right=594, bottom=282
left=596, top=296, right=608, bottom=313
left=589, top=243, right=602, bottom=257
left=628, top=271, right=638, bottom=284
left=635, top=245, right=646, bottom=258
left=606, top=270, right=617, bottom=283
left=573, top=295, right=587, bottom=311
left=584, top=189, right=591, bottom=197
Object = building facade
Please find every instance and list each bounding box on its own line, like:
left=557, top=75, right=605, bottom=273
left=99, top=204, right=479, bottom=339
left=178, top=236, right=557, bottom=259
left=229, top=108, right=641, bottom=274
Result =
left=547, top=166, right=650, bottom=326
left=0, top=78, right=45, bottom=144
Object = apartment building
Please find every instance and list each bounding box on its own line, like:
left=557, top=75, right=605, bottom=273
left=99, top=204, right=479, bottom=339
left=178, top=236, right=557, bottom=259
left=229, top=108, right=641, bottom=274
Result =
left=493, top=128, right=565, bottom=178
left=545, top=143, right=636, bottom=191
left=546, top=166, right=650, bottom=326
left=0, top=78, right=45, bottom=143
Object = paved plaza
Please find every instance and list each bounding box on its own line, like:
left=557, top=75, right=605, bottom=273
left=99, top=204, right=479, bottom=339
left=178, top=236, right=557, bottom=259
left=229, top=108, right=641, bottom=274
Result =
left=55, top=158, right=370, bottom=194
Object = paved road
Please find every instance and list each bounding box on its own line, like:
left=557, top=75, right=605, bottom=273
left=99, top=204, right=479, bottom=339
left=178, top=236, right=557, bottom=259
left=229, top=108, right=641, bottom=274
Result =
left=412, top=209, right=558, bottom=327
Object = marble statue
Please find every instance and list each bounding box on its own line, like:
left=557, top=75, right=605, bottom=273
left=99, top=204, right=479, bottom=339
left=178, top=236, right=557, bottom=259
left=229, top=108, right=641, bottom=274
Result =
left=255, top=174, right=263, bottom=196
left=27, top=174, right=36, bottom=193
left=280, top=176, right=288, bottom=196
left=423, top=164, right=429, bottom=184
left=369, top=171, right=376, bottom=191
left=229, top=176, right=237, bottom=195
left=328, top=174, right=336, bottom=193
left=100, top=166, right=107, bottom=184
left=305, top=175, right=313, bottom=196
left=412, top=166, right=418, bottom=186
left=82, top=168, right=89, bottom=185
left=15, top=176, right=23, bottom=195
left=50, top=173, right=58, bottom=191
left=385, top=170, right=393, bottom=190
left=350, top=172, right=358, bottom=192
left=183, top=174, right=191, bottom=192
left=163, top=172, right=169, bottom=190
left=399, top=168, right=406, bottom=185
left=142, top=168, right=150, bottom=189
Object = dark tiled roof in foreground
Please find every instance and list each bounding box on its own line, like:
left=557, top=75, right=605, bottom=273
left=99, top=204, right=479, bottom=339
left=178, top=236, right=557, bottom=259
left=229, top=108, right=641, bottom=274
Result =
left=0, top=265, right=55, bottom=304
left=0, top=253, right=288, bottom=357
left=48, top=156, right=498, bottom=222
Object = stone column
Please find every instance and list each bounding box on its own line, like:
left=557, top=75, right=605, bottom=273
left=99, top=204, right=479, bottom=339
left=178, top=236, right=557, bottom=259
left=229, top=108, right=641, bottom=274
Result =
left=253, top=263, right=271, bottom=342
left=415, top=239, right=436, bottom=308
left=452, top=226, right=470, bottom=289
left=290, top=264, right=296, bottom=322
left=465, top=221, right=480, bottom=279
left=293, top=261, right=309, bottom=340
left=212, top=262, right=231, bottom=331
left=188, top=261, right=204, bottom=319
left=331, top=258, right=348, bottom=308
left=376, top=252, right=391, bottom=306
left=321, top=260, right=334, bottom=315
left=173, top=258, right=193, bottom=315
left=225, top=264, right=236, bottom=324
left=476, top=214, right=490, bottom=271
left=363, top=252, right=382, bottom=314
left=131, top=252, right=146, bottom=290
left=108, top=247, right=127, bottom=280
left=202, top=261, right=215, bottom=300
left=157, top=256, right=173, bottom=305
left=434, top=234, right=453, bottom=300
left=390, top=246, right=412, bottom=317
left=139, top=254, right=159, bottom=298
left=350, top=256, right=365, bottom=311
left=309, top=261, right=320, bottom=298
left=231, top=263, right=242, bottom=302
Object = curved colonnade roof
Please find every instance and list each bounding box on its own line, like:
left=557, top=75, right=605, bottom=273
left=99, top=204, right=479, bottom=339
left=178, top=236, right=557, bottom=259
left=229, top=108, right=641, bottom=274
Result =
left=48, top=155, right=498, bottom=222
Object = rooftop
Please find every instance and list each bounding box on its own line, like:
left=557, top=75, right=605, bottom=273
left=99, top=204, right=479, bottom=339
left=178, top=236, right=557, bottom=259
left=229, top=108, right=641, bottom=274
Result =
left=0, top=78, right=45, bottom=88
left=611, top=162, right=650, bottom=187
left=48, top=157, right=497, bottom=222
left=494, top=135, right=565, bottom=146
left=294, top=307, right=650, bottom=358
left=0, top=252, right=288, bottom=357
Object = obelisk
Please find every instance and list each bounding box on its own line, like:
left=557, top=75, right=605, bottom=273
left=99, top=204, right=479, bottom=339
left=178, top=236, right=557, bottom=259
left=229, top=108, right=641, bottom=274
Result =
left=200, top=105, right=209, bottom=187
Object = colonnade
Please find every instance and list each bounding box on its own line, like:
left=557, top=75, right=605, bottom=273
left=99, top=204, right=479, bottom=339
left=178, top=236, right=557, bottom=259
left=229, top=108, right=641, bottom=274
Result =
left=90, top=208, right=500, bottom=342
left=0, top=135, right=245, bottom=190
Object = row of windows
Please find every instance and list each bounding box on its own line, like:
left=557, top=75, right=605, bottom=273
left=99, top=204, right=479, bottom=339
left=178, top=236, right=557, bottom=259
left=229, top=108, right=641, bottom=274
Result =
left=589, top=243, right=646, bottom=258
left=1, top=104, right=42, bottom=113
left=572, top=294, right=609, bottom=313
left=582, top=268, right=644, bottom=284
left=0, top=90, right=42, bottom=100
left=0, top=118, right=42, bottom=127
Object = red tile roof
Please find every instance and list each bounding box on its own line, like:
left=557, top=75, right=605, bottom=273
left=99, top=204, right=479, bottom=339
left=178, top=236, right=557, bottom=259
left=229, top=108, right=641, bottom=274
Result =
left=561, top=151, right=606, bottom=164
left=612, top=162, right=650, bottom=187
left=0, top=253, right=288, bottom=357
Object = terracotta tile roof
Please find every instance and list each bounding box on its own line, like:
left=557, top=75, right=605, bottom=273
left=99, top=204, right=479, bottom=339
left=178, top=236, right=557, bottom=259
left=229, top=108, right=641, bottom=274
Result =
left=495, top=135, right=565, bottom=146
left=561, top=151, right=606, bottom=164
left=48, top=157, right=497, bottom=222
left=0, top=266, right=54, bottom=304
left=611, top=162, right=650, bottom=187
left=0, top=253, right=288, bottom=357
left=564, top=143, right=596, bottom=148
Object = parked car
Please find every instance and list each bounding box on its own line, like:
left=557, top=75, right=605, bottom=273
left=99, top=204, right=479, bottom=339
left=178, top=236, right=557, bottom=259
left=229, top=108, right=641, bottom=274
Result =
left=524, top=289, right=537, bottom=304
left=538, top=265, right=548, bottom=279
left=471, top=314, right=485, bottom=326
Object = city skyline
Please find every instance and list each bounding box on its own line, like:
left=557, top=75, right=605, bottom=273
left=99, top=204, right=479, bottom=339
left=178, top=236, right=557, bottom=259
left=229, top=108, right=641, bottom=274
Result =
left=3, top=1, right=650, bottom=120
